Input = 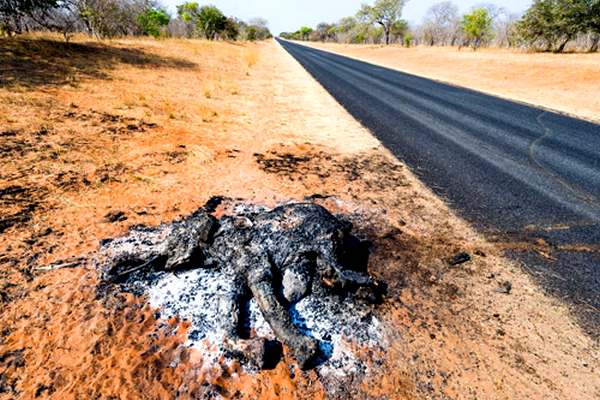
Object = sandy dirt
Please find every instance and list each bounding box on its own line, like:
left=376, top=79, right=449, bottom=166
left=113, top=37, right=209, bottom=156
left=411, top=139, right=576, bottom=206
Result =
left=1, top=35, right=599, bottom=399
left=298, top=42, right=600, bottom=123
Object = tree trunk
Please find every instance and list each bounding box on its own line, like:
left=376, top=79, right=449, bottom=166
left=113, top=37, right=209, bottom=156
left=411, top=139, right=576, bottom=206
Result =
left=555, top=36, right=571, bottom=53
left=590, top=35, right=600, bottom=52
left=384, top=27, right=390, bottom=45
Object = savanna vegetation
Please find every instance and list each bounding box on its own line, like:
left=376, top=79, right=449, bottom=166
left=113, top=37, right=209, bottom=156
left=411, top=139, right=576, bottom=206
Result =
left=282, top=0, right=600, bottom=52
left=0, top=0, right=272, bottom=41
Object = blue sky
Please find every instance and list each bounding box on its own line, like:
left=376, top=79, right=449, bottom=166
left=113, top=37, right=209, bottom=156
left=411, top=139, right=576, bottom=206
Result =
left=162, top=1, right=531, bottom=35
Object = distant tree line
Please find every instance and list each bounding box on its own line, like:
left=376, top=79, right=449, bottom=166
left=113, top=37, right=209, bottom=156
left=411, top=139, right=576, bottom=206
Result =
left=281, top=0, right=600, bottom=52
left=0, top=0, right=272, bottom=41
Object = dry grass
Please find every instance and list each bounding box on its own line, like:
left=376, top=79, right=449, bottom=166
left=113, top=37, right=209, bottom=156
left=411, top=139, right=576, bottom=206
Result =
left=299, top=42, right=600, bottom=123
left=0, top=34, right=599, bottom=399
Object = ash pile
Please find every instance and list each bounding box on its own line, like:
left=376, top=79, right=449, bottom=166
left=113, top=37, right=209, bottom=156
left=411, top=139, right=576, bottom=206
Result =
left=97, top=198, right=387, bottom=381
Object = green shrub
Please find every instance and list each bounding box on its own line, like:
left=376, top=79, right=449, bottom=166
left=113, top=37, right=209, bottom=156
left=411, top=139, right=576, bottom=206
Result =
left=138, top=8, right=170, bottom=38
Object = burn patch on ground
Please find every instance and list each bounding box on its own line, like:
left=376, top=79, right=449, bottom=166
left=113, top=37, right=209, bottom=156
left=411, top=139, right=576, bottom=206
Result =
left=0, top=106, right=158, bottom=234
left=0, top=185, right=42, bottom=234
left=58, top=108, right=158, bottom=136
left=254, top=147, right=409, bottom=195
left=96, top=199, right=387, bottom=390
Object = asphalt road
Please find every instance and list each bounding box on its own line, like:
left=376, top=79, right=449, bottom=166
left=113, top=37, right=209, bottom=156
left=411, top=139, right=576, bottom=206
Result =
left=278, top=39, right=600, bottom=337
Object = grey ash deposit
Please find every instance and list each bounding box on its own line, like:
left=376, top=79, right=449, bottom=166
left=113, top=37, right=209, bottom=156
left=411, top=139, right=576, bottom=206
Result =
left=96, top=199, right=387, bottom=381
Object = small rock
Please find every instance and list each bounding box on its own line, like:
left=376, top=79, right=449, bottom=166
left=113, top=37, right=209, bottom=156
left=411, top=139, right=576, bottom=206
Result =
left=448, top=252, right=471, bottom=266
left=104, top=211, right=127, bottom=223
left=495, top=281, right=512, bottom=294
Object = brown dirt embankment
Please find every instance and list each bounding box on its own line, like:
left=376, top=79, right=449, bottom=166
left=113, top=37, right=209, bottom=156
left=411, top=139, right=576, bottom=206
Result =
left=299, top=41, right=600, bottom=123
left=0, top=35, right=598, bottom=399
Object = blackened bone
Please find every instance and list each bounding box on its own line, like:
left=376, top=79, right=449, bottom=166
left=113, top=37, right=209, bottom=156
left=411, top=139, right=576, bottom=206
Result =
left=98, top=203, right=382, bottom=369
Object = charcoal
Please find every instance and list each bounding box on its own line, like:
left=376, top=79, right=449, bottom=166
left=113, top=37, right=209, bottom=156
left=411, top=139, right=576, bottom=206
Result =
left=97, top=202, right=384, bottom=370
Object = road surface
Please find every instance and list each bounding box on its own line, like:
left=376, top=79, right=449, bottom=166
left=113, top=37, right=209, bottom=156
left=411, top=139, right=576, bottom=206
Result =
left=278, top=39, right=600, bottom=337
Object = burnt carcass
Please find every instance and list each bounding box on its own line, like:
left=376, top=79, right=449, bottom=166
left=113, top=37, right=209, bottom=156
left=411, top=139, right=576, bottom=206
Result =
left=97, top=202, right=384, bottom=370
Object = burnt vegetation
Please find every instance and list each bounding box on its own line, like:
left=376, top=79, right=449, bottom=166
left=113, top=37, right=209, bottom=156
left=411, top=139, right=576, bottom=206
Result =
left=254, top=148, right=409, bottom=194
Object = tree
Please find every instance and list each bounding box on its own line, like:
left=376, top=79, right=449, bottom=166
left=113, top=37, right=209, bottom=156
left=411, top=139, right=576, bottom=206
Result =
left=553, top=0, right=589, bottom=52
left=176, top=1, right=197, bottom=22
left=315, top=22, right=335, bottom=41
left=137, top=7, right=169, bottom=38
left=221, top=17, right=239, bottom=40
left=461, top=7, right=493, bottom=49
left=74, top=0, right=149, bottom=39
left=245, top=24, right=257, bottom=40
left=175, top=3, right=228, bottom=40
left=244, top=17, right=271, bottom=40
left=389, top=19, right=408, bottom=42
left=0, top=0, right=59, bottom=33
left=357, top=0, right=406, bottom=45
left=590, top=0, right=600, bottom=51
left=493, top=9, right=520, bottom=47
left=333, top=16, right=359, bottom=43
left=516, top=0, right=559, bottom=50
left=299, top=25, right=312, bottom=40
left=422, top=1, right=460, bottom=45
left=516, top=0, right=594, bottom=52
left=0, top=0, right=58, bottom=17
left=176, top=1, right=199, bottom=37
left=196, top=5, right=225, bottom=39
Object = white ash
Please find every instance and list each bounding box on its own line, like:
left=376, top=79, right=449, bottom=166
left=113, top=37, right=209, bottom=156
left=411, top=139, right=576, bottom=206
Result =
left=143, top=266, right=385, bottom=378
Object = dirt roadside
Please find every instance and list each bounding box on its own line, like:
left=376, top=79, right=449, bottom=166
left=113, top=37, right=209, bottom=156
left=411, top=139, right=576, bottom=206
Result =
left=0, top=36, right=599, bottom=399
left=297, top=41, right=600, bottom=124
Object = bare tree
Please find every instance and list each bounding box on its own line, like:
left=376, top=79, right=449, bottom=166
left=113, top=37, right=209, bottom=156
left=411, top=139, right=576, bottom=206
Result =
left=422, top=1, right=460, bottom=45
left=493, top=9, right=520, bottom=47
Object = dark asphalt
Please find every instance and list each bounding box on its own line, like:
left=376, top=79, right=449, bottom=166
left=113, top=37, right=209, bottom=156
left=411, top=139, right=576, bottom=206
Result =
left=277, top=39, right=600, bottom=337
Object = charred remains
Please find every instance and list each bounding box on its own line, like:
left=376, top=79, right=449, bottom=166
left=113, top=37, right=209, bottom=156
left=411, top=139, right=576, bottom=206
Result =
left=97, top=202, right=385, bottom=370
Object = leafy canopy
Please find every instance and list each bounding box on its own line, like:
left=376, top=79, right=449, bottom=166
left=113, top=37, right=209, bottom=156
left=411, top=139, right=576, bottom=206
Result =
left=138, top=7, right=170, bottom=38
left=461, top=7, right=493, bottom=49
left=517, top=0, right=600, bottom=51
left=357, top=0, right=407, bottom=44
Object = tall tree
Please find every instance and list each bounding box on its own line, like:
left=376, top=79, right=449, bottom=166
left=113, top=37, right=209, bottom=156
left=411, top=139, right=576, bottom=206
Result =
left=590, top=0, right=600, bottom=51
left=137, top=6, right=169, bottom=38
left=0, top=0, right=58, bottom=16
left=461, top=7, right=493, bottom=49
left=422, top=1, right=460, bottom=45
left=357, top=0, right=407, bottom=45
left=0, top=0, right=58, bottom=33
left=298, top=25, right=312, bottom=40
left=176, top=1, right=199, bottom=37
left=516, top=0, right=594, bottom=52
left=196, top=5, right=225, bottom=39
left=315, top=22, right=335, bottom=41
left=389, top=19, right=408, bottom=42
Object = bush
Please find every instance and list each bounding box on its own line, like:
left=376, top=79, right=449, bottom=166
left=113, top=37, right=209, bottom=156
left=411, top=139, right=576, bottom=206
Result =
left=460, top=8, right=493, bottom=49
left=137, top=7, right=170, bottom=38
